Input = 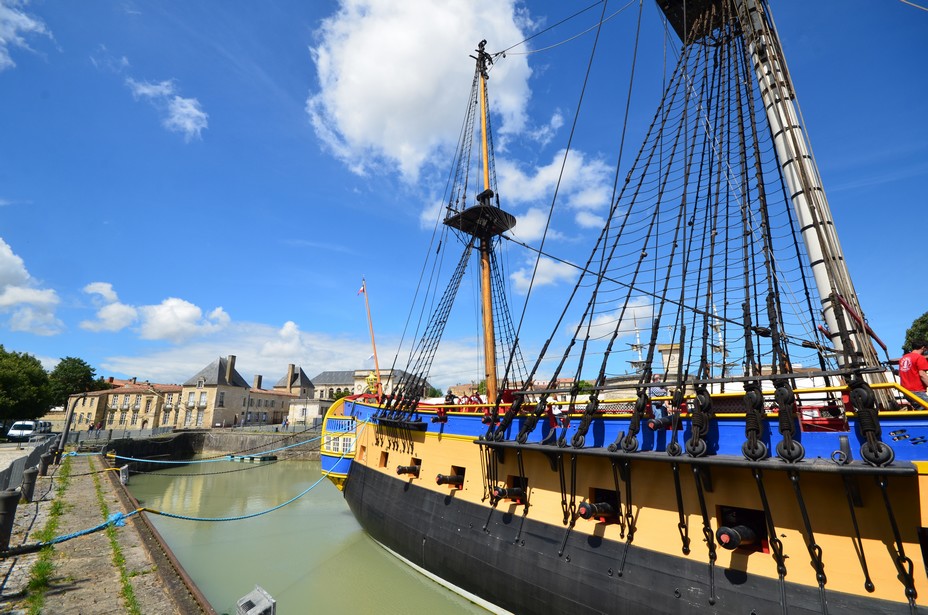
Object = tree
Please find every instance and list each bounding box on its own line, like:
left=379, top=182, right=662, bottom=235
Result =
left=48, top=356, right=98, bottom=408
left=427, top=386, right=443, bottom=398
left=904, top=311, right=928, bottom=353
left=575, top=380, right=594, bottom=394
left=0, top=346, right=53, bottom=422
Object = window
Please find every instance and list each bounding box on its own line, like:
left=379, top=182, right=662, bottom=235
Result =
left=249, top=398, right=254, bottom=407
left=242, top=396, right=247, bottom=407
left=134, top=394, right=141, bottom=409
left=81, top=397, right=86, bottom=406
left=198, top=392, right=208, bottom=408
left=145, top=398, right=152, bottom=412
left=119, top=411, right=127, bottom=425
left=184, top=410, right=193, bottom=426
left=130, top=411, right=139, bottom=425
left=163, top=409, right=171, bottom=424
left=196, top=410, right=204, bottom=426
left=197, top=378, right=205, bottom=389
left=217, top=392, right=225, bottom=408
left=166, top=393, right=174, bottom=408
left=110, top=396, right=117, bottom=409
left=271, top=400, right=275, bottom=408
left=187, top=392, right=195, bottom=407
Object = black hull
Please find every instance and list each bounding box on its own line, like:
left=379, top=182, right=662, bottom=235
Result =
left=344, top=463, right=908, bottom=615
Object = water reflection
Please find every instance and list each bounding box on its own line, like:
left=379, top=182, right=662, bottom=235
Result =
left=128, top=460, right=485, bottom=614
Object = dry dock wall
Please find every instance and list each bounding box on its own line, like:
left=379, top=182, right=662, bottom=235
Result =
left=104, top=429, right=320, bottom=466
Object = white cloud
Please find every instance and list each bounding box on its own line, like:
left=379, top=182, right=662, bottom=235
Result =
left=125, top=78, right=208, bottom=141
left=0, top=285, right=57, bottom=308
left=90, top=44, right=129, bottom=73
left=260, top=320, right=305, bottom=358
left=80, top=302, right=138, bottom=332
left=575, top=210, right=605, bottom=229
left=418, top=198, right=445, bottom=230
left=0, top=237, right=62, bottom=335
left=101, top=321, right=373, bottom=385
left=526, top=110, right=564, bottom=147
left=83, top=281, right=119, bottom=303
left=127, top=77, right=173, bottom=99
left=0, top=0, right=50, bottom=72
left=584, top=298, right=653, bottom=341
left=497, top=149, right=612, bottom=210
left=7, top=306, right=61, bottom=336
left=307, top=0, right=531, bottom=181
left=139, top=298, right=229, bottom=343
left=164, top=95, right=208, bottom=141
left=80, top=281, right=138, bottom=332
left=511, top=256, right=577, bottom=293
left=80, top=283, right=228, bottom=342
left=506, top=207, right=561, bottom=243
left=0, top=238, right=29, bottom=287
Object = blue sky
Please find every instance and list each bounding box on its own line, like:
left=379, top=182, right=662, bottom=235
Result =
left=1, top=0, right=926, bottom=390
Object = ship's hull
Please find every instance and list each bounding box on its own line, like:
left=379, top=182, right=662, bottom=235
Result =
left=344, top=460, right=909, bottom=614
left=323, top=397, right=928, bottom=614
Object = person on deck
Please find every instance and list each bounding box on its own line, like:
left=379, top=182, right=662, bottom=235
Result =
left=649, top=374, right=668, bottom=421
left=899, top=339, right=928, bottom=405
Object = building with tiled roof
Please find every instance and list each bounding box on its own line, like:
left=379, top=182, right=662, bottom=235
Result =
left=274, top=364, right=315, bottom=398
left=311, top=369, right=432, bottom=400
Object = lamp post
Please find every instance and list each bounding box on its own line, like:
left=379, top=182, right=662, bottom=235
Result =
left=56, top=392, right=86, bottom=464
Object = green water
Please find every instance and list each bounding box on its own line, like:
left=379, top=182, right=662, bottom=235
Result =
left=128, top=460, right=486, bottom=614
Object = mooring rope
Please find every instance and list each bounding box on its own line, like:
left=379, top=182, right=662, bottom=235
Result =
left=0, top=421, right=367, bottom=558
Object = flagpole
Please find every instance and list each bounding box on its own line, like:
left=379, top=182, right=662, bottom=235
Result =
left=360, top=278, right=383, bottom=401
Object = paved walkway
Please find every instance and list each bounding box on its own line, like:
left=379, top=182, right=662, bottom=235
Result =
left=0, top=453, right=206, bottom=614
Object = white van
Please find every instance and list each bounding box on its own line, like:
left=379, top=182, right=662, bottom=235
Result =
left=6, top=421, right=40, bottom=442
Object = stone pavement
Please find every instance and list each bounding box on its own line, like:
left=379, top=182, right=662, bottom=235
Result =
left=0, top=453, right=209, bottom=614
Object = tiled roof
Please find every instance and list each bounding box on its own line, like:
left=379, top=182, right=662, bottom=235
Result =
left=310, top=370, right=355, bottom=385
left=274, top=367, right=314, bottom=388
left=183, top=357, right=249, bottom=388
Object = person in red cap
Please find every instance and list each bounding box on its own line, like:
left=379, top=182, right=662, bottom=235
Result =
left=899, top=339, right=928, bottom=405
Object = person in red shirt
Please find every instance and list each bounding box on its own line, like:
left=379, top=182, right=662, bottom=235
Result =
left=899, top=339, right=928, bottom=405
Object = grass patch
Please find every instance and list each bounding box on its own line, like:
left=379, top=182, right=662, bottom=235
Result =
left=89, top=457, right=142, bottom=615
left=24, top=454, right=72, bottom=614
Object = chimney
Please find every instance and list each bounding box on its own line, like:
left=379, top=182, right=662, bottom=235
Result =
left=253, top=375, right=263, bottom=390
left=287, top=364, right=295, bottom=394
left=108, top=377, right=114, bottom=383
left=226, top=355, right=236, bottom=384
left=131, top=377, right=137, bottom=385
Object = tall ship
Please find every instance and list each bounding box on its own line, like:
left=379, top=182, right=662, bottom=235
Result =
left=322, top=1, right=928, bottom=613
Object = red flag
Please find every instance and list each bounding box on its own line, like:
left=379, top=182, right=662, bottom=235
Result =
left=357, top=281, right=365, bottom=295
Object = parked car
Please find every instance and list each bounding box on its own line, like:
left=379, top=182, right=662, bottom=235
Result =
left=6, top=420, right=46, bottom=442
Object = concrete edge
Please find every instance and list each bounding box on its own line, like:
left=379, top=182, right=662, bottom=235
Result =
left=102, top=458, right=218, bottom=615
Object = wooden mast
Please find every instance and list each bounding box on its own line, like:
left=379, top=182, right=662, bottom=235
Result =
left=360, top=278, right=383, bottom=401
left=476, top=42, right=498, bottom=406
left=444, top=40, right=517, bottom=406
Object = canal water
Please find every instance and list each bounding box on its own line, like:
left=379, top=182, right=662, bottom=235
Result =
left=128, top=459, right=486, bottom=615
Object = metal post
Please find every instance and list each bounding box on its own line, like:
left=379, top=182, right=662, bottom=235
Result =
left=21, top=467, right=38, bottom=503
left=0, top=490, right=20, bottom=551
left=39, top=453, right=52, bottom=476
